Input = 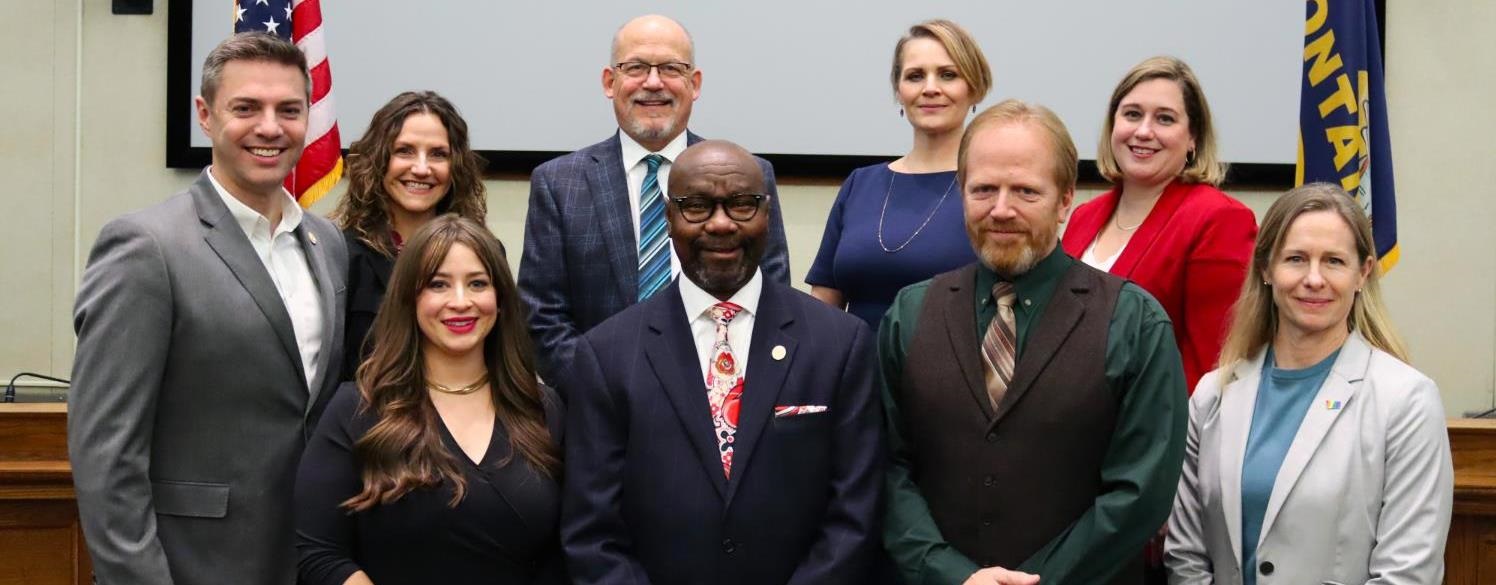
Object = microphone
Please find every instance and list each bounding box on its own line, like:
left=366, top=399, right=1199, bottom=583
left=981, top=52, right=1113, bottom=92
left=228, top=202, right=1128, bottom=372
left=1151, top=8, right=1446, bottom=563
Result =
left=4, top=372, right=70, bottom=403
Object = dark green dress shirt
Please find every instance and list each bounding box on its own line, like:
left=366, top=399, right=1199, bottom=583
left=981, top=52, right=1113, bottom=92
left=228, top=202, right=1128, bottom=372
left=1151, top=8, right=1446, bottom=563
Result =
left=879, top=246, right=1187, bottom=585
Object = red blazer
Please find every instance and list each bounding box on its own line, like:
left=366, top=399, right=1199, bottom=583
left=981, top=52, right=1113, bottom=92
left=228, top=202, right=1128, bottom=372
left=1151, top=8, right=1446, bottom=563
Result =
left=1061, top=181, right=1257, bottom=393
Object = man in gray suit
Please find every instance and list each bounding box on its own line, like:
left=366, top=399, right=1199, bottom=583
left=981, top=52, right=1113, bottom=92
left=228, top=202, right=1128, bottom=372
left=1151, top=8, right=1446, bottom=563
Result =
left=69, top=32, right=346, bottom=585
left=519, top=14, right=791, bottom=384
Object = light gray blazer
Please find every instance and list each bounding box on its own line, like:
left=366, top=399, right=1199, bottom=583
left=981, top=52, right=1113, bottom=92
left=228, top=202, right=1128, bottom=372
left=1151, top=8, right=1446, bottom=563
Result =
left=1164, top=332, right=1452, bottom=585
left=69, top=170, right=347, bottom=585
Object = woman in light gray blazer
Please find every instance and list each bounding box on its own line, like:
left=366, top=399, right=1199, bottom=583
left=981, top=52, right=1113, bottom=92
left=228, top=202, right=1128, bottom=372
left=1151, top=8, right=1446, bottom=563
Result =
left=1165, top=183, right=1452, bottom=585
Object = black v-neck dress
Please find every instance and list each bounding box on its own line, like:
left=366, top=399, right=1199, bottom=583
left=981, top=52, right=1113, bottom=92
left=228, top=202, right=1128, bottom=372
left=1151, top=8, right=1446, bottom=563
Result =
left=296, top=382, right=565, bottom=585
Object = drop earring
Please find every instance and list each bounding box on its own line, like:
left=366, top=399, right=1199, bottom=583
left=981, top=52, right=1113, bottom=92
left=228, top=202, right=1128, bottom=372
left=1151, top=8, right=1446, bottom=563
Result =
left=898, top=108, right=904, bottom=118
left=971, top=104, right=977, bottom=114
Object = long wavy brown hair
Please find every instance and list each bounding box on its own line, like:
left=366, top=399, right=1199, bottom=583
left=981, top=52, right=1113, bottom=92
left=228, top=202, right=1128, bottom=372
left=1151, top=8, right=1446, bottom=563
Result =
left=330, top=91, right=488, bottom=259
left=342, top=215, right=558, bottom=511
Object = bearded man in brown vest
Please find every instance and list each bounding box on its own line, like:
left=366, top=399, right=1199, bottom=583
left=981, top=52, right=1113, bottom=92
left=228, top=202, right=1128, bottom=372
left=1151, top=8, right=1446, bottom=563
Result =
left=880, top=100, right=1188, bottom=585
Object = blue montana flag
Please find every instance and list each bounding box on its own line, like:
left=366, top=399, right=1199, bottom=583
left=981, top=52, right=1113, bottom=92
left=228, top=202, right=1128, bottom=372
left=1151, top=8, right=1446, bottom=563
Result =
left=1297, top=0, right=1398, bottom=272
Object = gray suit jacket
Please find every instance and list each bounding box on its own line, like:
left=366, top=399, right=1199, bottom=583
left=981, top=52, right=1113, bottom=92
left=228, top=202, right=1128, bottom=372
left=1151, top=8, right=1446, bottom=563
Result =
left=1165, top=332, right=1453, bottom=585
left=69, top=170, right=348, bottom=585
left=518, top=131, right=791, bottom=385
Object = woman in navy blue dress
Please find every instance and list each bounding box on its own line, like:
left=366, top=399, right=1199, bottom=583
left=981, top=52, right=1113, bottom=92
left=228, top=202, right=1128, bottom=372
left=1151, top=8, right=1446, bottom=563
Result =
left=807, top=19, right=992, bottom=326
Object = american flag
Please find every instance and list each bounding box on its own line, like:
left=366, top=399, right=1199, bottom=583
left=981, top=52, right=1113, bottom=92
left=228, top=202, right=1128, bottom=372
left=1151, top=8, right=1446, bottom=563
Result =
left=235, top=0, right=343, bottom=208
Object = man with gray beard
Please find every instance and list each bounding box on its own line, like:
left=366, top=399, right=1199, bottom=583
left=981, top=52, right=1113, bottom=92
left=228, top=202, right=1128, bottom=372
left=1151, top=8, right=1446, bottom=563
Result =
left=519, top=14, right=791, bottom=385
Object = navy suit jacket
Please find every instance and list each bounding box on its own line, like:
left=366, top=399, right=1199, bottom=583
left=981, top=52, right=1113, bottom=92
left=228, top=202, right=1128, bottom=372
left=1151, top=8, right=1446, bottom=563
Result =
left=560, top=278, right=882, bottom=585
left=519, top=131, right=792, bottom=384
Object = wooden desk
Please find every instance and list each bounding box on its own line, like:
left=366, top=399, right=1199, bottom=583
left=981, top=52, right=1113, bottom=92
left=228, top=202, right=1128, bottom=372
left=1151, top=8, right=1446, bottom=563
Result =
left=1447, top=418, right=1496, bottom=584
left=0, top=404, right=89, bottom=585
left=2, top=405, right=1493, bottom=584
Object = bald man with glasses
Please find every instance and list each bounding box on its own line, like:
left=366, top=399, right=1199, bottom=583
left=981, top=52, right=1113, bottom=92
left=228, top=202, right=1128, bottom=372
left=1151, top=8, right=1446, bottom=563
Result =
left=519, top=14, right=791, bottom=386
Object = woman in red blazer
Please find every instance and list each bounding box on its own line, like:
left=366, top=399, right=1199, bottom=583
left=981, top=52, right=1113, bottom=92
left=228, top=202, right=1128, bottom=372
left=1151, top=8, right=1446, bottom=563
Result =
left=1062, top=57, right=1257, bottom=394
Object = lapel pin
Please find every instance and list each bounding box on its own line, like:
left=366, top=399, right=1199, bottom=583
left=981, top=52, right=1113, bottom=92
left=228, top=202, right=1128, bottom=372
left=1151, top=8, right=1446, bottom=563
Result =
left=1325, top=399, right=1343, bottom=411
left=771, top=345, right=787, bottom=361
left=308, top=232, right=319, bottom=245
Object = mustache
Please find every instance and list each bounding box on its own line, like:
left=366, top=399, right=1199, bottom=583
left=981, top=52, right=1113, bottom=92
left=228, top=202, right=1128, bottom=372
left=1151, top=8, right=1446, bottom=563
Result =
left=692, top=237, right=744, bottom=252
left=975, top=218, right=1031, bottom=234
left=630, top=90, right=675, bottom=103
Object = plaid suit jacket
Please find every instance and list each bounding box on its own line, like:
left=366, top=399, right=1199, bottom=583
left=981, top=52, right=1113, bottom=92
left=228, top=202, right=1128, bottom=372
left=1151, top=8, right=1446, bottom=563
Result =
left=519, top=131, right=791, bottom=385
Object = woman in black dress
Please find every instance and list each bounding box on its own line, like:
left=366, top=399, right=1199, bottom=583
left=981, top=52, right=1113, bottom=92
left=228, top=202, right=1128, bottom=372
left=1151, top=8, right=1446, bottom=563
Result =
left=330, top=91, right=488, bottom=381
left=296, top=215, right=563, bottom=585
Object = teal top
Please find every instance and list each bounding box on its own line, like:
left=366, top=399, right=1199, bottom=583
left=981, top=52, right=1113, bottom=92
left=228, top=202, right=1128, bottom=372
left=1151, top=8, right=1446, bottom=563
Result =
left=1240, top=348, right=1340, bottom=585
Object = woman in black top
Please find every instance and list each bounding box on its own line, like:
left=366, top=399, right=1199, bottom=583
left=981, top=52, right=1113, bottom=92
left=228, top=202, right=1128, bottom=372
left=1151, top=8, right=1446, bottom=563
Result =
left=296, top=215, right=563, bottom=585
left=330, top=91, right=488, bottom=381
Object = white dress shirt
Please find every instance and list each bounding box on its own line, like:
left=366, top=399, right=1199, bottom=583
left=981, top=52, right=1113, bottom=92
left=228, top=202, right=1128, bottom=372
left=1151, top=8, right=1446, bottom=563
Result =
left=619, top=130, right=689, bottom=278
left=208, top=168, right=324, bottom=391
left=678, top=270, right=763, bottom=383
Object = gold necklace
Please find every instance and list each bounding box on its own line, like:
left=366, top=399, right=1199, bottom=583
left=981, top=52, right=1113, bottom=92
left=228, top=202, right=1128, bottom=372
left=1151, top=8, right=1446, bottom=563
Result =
left=426, top=372, right=489, bottom=395
left=1113, top=211, right=1145, bottom=232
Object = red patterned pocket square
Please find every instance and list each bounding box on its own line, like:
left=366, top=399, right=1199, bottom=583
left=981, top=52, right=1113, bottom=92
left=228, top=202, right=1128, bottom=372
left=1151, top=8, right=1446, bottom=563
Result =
left=773, top=405, right=828, bottom=417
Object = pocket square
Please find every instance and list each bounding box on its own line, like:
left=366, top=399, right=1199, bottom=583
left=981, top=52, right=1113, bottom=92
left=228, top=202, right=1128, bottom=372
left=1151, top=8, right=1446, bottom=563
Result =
left=774, top=405, right=828, bottom=417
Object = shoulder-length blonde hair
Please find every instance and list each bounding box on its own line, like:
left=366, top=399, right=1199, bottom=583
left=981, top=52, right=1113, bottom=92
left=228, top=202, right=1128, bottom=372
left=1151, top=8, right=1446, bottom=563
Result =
left=342, top=215, right=557, bottom=511
left=890, top=19, right=993, bottom=105
left=1096, top=56, right=1226, bottom=187
left=331, top=91, right=487, bottom=258
left=1216, top=183, right=1408, bottom=377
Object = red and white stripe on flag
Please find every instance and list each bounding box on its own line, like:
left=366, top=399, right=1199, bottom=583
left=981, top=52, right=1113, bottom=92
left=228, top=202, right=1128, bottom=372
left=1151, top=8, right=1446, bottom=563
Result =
left=287, top=0, right=342, bottom=208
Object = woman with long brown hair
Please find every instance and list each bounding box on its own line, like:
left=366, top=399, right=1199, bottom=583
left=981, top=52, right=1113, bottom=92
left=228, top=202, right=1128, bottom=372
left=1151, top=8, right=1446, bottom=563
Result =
left=296, top=215, right=563, bottom=585
left=331, top=91, right=488, bottom=381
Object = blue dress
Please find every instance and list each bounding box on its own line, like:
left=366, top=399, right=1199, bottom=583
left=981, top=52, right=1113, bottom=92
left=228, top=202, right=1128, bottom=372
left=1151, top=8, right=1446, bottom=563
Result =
left=807, top=163, right=976, bottom=326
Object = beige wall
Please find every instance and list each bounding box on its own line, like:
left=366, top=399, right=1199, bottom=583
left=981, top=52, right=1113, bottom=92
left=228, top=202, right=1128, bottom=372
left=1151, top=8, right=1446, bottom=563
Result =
left=5, top=2, right=1493, bottom=415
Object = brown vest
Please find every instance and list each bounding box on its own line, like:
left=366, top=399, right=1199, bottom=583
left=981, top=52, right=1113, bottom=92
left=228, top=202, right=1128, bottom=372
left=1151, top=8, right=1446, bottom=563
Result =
left=899, top=262, right=1141, bottom=584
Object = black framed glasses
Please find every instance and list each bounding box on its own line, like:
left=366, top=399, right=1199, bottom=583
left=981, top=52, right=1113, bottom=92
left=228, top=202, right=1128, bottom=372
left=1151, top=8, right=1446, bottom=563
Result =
left=670, top=194, right=770, bottom=223
left=613, top=60, right=694, bottom=80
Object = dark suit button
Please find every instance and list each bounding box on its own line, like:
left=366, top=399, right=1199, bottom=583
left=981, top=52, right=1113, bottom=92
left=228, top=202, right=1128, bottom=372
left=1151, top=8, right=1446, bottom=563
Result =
left=982, top=475, right=995, bottom=487
left=1259, top=561, right=1274, bottom=575
left=985, top=433, right=998, bottom=443
left=722, top=538, right=736, bottom=554
left=981, top=517, right=993, bottom=527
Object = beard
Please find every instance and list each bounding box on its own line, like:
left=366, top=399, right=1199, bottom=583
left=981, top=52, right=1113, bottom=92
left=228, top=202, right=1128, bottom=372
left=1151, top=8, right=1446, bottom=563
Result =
left=967, top=216, right=1059, bottom=277
left=621, top=91, right=681, bottom=144
left=679, top=235, right=764, bottom=298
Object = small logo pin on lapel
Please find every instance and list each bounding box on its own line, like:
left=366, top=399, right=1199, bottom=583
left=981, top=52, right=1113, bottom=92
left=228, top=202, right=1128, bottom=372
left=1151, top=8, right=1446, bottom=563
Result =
left=771, top=345, right=787, bottom=361
left=1325, top=400, right=1343, bottom=411
left=308, top=232, right=319, bottom=245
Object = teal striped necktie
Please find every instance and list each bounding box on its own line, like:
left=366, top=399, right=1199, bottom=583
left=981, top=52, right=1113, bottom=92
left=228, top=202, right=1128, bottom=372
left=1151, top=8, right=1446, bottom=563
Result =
left=637, top=154, right=671, bottom=300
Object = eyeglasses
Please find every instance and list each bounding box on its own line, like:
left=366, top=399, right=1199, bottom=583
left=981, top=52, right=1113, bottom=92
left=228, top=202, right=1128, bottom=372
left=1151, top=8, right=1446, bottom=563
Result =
left=670, top=194, right=769, bottom=223
left=614, top=61, right=694, bottom=80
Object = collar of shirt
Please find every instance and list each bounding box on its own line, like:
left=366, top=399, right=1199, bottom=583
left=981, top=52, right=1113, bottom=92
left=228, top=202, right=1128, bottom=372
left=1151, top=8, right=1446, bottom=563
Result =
left=679, top=269, right=764, bottom=323
left=206, top=166, right=304, bottom=242
left=976, top=244, right=1071, bottom=311
left=679, top=269, right=764, bottom=381
left=974, top=244, right=1073, bottom=352
left=618, top=129, right=690, bottom=181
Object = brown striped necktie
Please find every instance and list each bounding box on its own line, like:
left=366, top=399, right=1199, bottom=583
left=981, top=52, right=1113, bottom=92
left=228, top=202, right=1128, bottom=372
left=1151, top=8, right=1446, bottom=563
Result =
left=981, top=282, right=1018, bottom=412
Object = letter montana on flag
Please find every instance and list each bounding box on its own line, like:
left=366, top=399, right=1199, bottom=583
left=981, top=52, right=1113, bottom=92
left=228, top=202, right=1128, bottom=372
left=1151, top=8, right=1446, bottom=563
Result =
left=1297, top=0, right=1398, bottom=272
left=235, top=0, right=344, bottom=209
